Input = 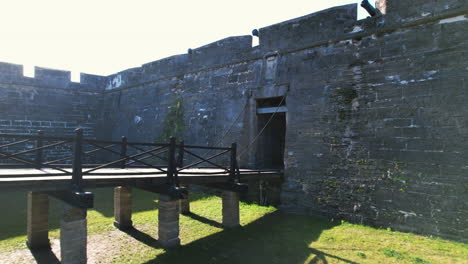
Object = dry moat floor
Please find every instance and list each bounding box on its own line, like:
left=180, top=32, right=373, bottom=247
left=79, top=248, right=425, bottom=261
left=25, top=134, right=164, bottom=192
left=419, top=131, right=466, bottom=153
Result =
left=0, top=189, right=466, bottom=264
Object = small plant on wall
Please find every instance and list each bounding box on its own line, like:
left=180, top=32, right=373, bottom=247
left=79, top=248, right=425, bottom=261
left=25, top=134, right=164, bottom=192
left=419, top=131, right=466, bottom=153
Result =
left=156, top=98, right=185, bottom=143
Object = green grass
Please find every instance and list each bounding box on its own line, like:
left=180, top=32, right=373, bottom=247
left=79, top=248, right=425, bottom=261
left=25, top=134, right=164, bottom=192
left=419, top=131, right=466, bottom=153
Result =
left=1, top=189, right=467, bottom=264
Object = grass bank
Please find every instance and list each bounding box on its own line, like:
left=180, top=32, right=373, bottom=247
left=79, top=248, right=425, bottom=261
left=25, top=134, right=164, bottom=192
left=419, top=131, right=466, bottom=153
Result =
left=0, top=189, right=466, bottom=264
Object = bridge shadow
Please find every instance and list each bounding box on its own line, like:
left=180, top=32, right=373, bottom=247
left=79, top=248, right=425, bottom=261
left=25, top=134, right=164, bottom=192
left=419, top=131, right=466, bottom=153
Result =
left=119, top=212, right=226, bottom=250
left=90, top=187, right=160, bottom=218
left=90, top=188, right=210, bottom=218
left=140, top=212, right=355, bottom=264
left=0, top=188, right=211, bottom=241
left=183, top=212, right=224, bottom=228
left=306, top=248, right=359, bottom=264
left=121, top=227, right=162, bottom=249
left=30, top=248, right=60, bottom=264
left=0, top=189, right=156, bottom=241
left=0, top=190, right=45, bottom=241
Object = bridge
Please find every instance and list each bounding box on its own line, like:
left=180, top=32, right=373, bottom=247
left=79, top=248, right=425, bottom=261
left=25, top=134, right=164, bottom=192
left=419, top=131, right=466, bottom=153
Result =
left=0, top=129, right=282, bottom=264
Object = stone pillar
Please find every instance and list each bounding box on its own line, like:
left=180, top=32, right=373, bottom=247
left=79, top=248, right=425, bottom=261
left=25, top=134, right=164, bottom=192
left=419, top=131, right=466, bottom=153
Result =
left=27, top=192, right=50, bottom=249
left=114, top=186, right=132, bottom=230
left=158, top=194, right=180, bottom=248
left=179, top=185, right=190, bottom=215
left=222, top=191, right=240, bottom=227
left=60, top=204, right=87, bottom=264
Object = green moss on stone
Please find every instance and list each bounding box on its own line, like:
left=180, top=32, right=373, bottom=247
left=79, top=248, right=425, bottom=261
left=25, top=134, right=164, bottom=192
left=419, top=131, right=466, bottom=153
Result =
left=156, top=98, right=185, bottom=143
left=330, top=87, right=358, bottom=121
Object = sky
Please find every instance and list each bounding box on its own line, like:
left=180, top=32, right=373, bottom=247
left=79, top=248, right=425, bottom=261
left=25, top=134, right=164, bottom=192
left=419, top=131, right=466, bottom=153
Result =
left=0, top=0, right=370, bottom=79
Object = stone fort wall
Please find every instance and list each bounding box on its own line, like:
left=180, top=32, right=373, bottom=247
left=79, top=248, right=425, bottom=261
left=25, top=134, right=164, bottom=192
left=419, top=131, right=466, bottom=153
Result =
left=0, top=63, right=106, bottom=161
left=0, top=63, right=105, bottom=137
left=0, top=0, right=467, bottom=242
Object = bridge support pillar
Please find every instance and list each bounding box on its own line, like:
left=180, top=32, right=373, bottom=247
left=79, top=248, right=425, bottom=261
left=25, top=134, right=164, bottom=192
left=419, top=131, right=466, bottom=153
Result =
left=27, top=192, right=50, bottom=249
left=114, top=186, right=133, bottom=230
left=179, top=185, right=190, bottom=215
left=222, top=191, right=240, bottom=227
left=158, top=194, right=180, bottom=248
left=60, top=204, right=87, bottom=264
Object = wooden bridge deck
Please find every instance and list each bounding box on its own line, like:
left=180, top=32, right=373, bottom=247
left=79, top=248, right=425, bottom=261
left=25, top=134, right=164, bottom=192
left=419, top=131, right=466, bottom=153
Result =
left=0, top=167, right=283, bottom=191
left=0, top=131, right=285, bottom=255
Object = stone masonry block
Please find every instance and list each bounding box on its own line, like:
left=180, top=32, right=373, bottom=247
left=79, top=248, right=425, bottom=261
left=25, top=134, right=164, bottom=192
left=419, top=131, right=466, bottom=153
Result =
left=60, top=204, right=87, bottom=264
left=114, top=186, right=133, bottom=230
left=27, top=192, right=50, bottom=249
left=179, top=198, right=190, bottom=214
left=179, top=185, right=190, bottom=214
left=222, top=191, right=240, bottom=227
left=158, top=194, right=180, bottom=248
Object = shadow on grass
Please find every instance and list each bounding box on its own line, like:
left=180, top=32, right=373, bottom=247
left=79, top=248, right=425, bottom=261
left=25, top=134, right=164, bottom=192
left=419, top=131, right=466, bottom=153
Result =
left=306, top=248, right=359, bottom=264
left=30, top=248, right=60, bottom=264
left=90, top=188, right=211, bottom=218
left=141, top=211, right=354, bottom=264
left=0, top=189, right=213, bottom=241
left=184, top=212, right=224, bottom=228
left=85, top=187, right=160, bottom=217
left=121, top=227, right=161, bottom=249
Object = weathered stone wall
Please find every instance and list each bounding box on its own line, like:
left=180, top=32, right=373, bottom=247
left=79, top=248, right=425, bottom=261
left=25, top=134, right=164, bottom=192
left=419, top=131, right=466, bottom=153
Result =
left=0, top=63, right=105, bottom=160
left=277, top=3, right=468, bottom=243
left=100, top=36, right=262, bottom=167
left=1, top=1, right=467, bottom=242
left=99, top=2, right=468, bottom=242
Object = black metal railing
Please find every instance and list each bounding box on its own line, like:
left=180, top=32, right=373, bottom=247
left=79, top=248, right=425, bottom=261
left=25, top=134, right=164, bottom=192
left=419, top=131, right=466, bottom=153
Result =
left=0, top=129, right=241, bottom=190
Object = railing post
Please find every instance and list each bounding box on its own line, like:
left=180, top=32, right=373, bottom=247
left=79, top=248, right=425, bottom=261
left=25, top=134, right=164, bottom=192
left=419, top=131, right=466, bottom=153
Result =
left=120, top=136, right=127, bottom=169
left=167, top=137, right=176, bottom=186
left=72, top=128, right=83, bottom=191
left=177, top=140, right=184, bottom=168
left=230, top=142, right=237, bottom=182
left=35, top=130, right=44, bottom=169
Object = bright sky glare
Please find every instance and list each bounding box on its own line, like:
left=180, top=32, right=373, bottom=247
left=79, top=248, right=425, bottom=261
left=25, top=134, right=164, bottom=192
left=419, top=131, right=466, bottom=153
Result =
left=0, top=0, right=370, bottom=77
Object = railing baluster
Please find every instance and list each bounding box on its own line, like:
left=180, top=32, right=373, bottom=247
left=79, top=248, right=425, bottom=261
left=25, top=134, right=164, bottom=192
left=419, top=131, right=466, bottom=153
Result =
left=72, top=128, right=83, bottom=190
left=166, top=137, right=176, bottom=186
left=35, top=130, right=44, bottom=169
left=120, top=136, right=127, bottom=169
left=229, top=142, right=237, bottom=183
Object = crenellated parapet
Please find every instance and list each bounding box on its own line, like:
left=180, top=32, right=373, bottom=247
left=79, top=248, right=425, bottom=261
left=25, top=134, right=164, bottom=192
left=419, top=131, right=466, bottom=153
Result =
left=259, top=4, right=357, bottom=52
left=0, top=63, right=105, bottom=140
left=0, top=62, right=24, bottom=82
left=0, top=62, right=106, bottom=92
left=101, top=1, right=468, bottom=92
left=189, top=35, right=253, bottom=68
left=2, top=1, right=468, bottom=93
left=104, top=35, right=257, bottom=91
